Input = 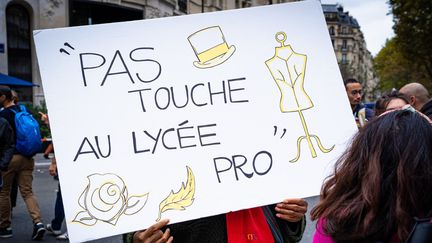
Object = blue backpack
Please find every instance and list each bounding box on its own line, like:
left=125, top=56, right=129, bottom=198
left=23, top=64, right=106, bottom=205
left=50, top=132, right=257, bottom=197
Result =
left=10, top=105, right=42, bottom=157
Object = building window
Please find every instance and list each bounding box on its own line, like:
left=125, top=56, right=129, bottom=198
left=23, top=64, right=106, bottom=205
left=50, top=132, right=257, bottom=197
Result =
left=179, top=0, right=187, bottom=13
left=342, top=27, right=347, bottom=34
left=329, top=26, right=334, bottom=35
left=342, top=54, right=348, bottom=64
left=6, top=3, right=33, bottom=101
left=237, top=0, right=251, bottom=8
left=342, top=39, right=347, bottom=51
left=70, top=0, right=142, bottom=26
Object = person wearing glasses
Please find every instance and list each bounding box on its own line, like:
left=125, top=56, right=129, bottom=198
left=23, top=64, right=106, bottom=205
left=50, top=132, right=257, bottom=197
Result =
left=344, top=78, right=374, bottom=127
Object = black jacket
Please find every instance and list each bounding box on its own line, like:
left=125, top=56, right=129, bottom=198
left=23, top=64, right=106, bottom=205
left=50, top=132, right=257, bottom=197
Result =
left=123, top=204, right=306, bottom=243
left=0, top=117, right=14, bottom=189
left=420, top=99, right=432, bottom=119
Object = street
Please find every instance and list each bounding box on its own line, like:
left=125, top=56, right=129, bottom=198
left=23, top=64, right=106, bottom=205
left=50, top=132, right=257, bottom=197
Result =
left=4, top=154, right=318, bottom=243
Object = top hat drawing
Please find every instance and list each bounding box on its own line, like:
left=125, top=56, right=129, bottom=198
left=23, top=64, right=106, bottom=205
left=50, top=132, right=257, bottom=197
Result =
left=188, top=26, right=236, bottom=69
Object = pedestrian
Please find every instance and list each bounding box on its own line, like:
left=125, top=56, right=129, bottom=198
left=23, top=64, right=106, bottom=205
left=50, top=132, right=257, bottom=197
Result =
left=39, top=112, right=68, bottom=240
left=46, top=156, right=68, bottom=240
left=124, top=198, right=308, bottom=243
left=9, top=90, right=19, bottom=215
left=0, top=117, right=14, bottom=191
left=374, top=90, right=409, bottom=116
left=344, top=78, right=374, bottom=127
left=0, top=85, right=46, bottom=240
left=310, top=107, right=432, bottom=242
left=399, top=82, right=432, bottom=118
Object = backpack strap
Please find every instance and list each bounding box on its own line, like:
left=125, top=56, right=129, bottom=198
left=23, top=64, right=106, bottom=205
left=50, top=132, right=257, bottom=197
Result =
left=19, top=104, right=26, bottom=112
left=8, top=105, right=26, bottom=114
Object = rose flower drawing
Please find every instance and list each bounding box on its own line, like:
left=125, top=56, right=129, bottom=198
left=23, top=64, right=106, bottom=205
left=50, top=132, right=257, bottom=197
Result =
left=73, top=173, right=149, bottom=226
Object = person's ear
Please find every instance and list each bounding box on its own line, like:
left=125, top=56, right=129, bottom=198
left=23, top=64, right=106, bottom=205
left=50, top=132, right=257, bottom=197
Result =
left=410, top=96, right=416, bottom=106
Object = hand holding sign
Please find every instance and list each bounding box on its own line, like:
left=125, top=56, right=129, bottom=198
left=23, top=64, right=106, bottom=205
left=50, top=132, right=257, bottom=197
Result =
left=132, top=219, right=173, bottom=243
left=33, top=1, right=357, bottom=241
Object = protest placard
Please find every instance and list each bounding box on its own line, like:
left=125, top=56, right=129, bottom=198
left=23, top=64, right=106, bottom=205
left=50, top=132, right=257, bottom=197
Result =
left=34, top=1, right=357, bottom=241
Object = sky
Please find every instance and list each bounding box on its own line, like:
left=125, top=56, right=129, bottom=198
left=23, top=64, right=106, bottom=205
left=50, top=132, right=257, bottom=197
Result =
left=320, top=0, right=395, bottom=56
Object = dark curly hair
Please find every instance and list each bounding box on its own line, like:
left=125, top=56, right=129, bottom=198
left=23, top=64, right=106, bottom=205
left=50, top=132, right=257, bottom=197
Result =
left=311, top=109, right=432, bottom=242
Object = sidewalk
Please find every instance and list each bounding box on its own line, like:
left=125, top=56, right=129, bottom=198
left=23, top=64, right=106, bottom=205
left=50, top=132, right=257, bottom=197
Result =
left=2, top=153, right=121, bottom=243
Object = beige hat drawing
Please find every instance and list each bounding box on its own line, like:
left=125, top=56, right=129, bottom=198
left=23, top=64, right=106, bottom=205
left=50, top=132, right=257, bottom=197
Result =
left=188, top=26, right=236, bottom=69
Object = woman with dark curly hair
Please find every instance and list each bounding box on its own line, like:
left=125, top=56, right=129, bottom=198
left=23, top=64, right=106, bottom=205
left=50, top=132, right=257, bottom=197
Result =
left=311, top=108, right=432, bottom=242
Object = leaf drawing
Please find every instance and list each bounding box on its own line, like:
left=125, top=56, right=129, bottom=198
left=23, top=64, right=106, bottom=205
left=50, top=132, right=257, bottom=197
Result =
left=156, top=166, right=195, bottom=221
left=73, top=211, right=97, bottom=226
left=124, top=193, right=149, bottom=215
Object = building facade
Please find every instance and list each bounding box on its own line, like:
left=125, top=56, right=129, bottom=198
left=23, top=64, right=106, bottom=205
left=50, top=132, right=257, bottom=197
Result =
left=322, top=4, right=378, bottom=100
left=0, top=0, right=376, bottom=104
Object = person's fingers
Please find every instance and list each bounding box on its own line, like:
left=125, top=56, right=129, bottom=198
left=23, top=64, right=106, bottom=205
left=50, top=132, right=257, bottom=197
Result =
left=146, top=219, right=170, bottom=234
left=162, top=228, right=171, bottom=240
left=276, top=204, right=307, bottom=214
left=277, top=198, right=308, bottom=214
left=147, top=230, right=163, bottom=242
left=133, top=219, right=170, bottom=243
left=275, top=199, right=307, bottom=223
left=155, top=228, right=171, bottom=243
left=276, top=205, right=304, bottom=214
left=281, top=198, right=308, bottom=206
left=276, top=210, right=304, bottom=222
left=166, top=236, right=173, bottom=243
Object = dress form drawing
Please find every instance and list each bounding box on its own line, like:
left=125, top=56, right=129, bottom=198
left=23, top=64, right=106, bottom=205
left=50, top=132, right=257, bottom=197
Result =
left=265, top=32, right=334, bottom=162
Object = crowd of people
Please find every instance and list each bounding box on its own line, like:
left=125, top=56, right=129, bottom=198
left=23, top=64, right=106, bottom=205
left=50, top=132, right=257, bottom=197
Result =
left=125, top=80, right=432, bottom=243
left=0, top=79, right=431, bottom=242
left=0, top=85, right=66, bottom=241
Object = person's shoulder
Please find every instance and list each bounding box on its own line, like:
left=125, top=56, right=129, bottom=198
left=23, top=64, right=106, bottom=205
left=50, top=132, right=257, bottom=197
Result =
left=0, top=108, right=9, bottom=117
left=0, top=117, right=8, bottom=126
left=420, top=99, right=432, bottom=115
left=365, top=107, right=375, bottom=119
left=0, top=105, right=19, bottom=120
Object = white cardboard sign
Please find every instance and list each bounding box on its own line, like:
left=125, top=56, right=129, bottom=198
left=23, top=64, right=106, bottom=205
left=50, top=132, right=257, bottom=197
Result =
left=34, top=1, right=357, bottom=242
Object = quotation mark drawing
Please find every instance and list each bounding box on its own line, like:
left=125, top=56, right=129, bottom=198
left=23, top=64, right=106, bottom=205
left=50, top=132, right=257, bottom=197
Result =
left=273, top=126, right=287, bottom=138
left=73, top=173, right=149, bottom=226
left=59, top=42, right=75, bottom=55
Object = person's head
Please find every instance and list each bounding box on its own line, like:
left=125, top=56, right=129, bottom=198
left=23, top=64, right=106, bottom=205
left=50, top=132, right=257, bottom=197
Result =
left=11, top=90, right=19, bottom=104
left=399, top=82, right=430, bottom=110
left=0, top=85, right=13, bottom=107
left=344, top=78, right=363, bottom=108
left=374, top=90, right=409, bottom=116
left=311, top=109, right=432, bottom=242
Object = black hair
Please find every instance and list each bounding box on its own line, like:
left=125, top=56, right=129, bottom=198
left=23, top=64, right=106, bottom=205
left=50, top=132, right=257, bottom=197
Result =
left=344, top=78, right=360, bottom=87
left=0, top=85, right=12, bottom=100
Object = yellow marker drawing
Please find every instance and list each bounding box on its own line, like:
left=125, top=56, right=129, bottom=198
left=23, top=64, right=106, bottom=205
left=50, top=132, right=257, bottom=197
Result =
left=156, top=166, right=195, bottom=221
left=188, top=26, right=236, bottom=69
left=73, top=173, right=148, bottom=226
left=265, top=32, right=334, bottom=162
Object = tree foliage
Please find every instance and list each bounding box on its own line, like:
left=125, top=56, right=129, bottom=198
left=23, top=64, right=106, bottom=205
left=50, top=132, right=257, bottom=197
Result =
left=387, top=0, right=432, bottom=91
left=374, top=38, right=428, bottom=91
